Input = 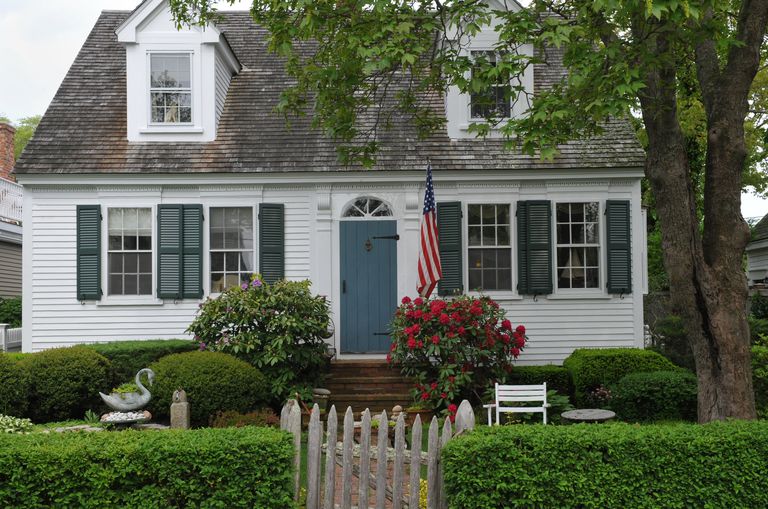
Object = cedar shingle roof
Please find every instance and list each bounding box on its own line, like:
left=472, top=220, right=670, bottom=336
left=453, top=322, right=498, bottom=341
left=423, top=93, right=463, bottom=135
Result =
left=15, top=11, right=646, bottom=175
left=752, top=213, right=768, bottom=242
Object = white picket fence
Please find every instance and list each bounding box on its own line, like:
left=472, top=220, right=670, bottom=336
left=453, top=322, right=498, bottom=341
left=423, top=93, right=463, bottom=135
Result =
left=0, top=324, right=22, bottom=352
left=0, top=178, right=22, bottom=224
left=280, top=399, right=475, bottom=509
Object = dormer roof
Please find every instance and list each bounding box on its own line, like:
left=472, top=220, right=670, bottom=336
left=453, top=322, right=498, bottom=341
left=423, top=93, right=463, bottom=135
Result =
left=15, top=10, right=645, bottom=175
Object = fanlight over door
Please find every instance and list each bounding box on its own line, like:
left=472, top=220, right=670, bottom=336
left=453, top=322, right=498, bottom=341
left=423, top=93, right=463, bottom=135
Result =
left=342, top=198, right=393, bottom=218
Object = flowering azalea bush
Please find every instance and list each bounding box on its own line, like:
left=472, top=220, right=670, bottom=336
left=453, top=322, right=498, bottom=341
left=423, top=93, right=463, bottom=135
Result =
left=187, top=276, right=331, bottom=404
left=388, top=295, right=527, bottom=416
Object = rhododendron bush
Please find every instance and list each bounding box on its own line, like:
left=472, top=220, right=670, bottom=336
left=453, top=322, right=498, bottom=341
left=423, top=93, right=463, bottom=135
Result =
left=388, top=295, right=527, bottom=415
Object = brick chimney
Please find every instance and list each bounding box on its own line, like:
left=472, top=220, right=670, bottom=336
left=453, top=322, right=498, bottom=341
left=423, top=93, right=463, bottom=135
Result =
left=0, top=122, right=15, bottom=182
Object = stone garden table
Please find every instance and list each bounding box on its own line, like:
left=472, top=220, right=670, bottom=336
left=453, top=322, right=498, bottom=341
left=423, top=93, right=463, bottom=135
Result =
left=561, top=409, right=616, bottom=423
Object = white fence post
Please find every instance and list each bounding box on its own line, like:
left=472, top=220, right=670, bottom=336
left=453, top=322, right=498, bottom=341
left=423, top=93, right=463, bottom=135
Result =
left=0, top=324, right=7, bottom=352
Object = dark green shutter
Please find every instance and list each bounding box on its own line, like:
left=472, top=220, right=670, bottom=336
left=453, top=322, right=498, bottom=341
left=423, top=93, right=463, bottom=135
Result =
left=606, top=200, right=632, bottom=294
left=517, top=200, right=553, bottom=295
left=158, top=205, right=182, bottom=299
left=259, top=203, right=284, bottom=284
left=76, top=205, right=102, bottom=300
left=182, top=205, right=203, bottom=299
left=437, top=202, right=463, bottom=296
left=158, top=204, right=203, bottom=299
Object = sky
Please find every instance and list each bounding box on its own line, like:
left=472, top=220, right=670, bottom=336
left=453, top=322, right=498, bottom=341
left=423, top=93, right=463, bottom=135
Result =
left=0, top=0, right=766, bottom=220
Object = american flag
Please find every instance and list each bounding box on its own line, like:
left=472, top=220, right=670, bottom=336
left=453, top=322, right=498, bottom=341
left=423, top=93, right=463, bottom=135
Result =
left=417, top=162, right=442, bottom=298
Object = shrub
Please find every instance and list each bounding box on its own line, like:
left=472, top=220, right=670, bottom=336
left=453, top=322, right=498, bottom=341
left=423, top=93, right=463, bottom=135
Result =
left=0, top=355, right=28, bottom=417
left=150, top=351, right=268, bottom=426
left=0, top=427, right=294, bottom=508
left=647, top=314, right=695, bottom=370
left=753, top=346, right=768, bottom=418
left=188, top=277, right=331, bottom=404
left=751, top=292, right=768, bottom=320
left=750, top=316, right=768, bottom=346
left=83, top=339, right=198, bottom=385
left=0, top=415, right=32, bottom=434
left=0, top=297, right=21, bottom=328
left=563, top=348, right=678, bottom=406
left=389, top=295, right=527, bottom=417
left=610, top=370, right=698, bottom=422
left=19, top=347, right=111, bottom=422
left=2, top=352, right=29, bottom=363
left=502, top=365, right=571, bottom=397
left=443, top=421, right=768, bottom=508
left=210, top=408, right=280, bottom=428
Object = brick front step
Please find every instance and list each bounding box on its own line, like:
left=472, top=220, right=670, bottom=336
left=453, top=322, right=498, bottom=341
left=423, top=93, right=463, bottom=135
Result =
left=325, top=360, right=414, bottom=414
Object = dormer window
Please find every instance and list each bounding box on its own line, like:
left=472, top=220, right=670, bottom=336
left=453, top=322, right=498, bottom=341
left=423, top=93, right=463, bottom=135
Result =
left=150, top=53, right=192, bottom=124
left=470, top=51, right=511, bottom=119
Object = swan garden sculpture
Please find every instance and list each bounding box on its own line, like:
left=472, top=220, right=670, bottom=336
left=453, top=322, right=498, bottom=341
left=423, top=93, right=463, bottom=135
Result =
left=99, top=368, right=155, bottom=412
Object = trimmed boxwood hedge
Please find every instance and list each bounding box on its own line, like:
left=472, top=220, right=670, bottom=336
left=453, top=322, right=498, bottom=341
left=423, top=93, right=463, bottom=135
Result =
left=610, top=370, right=698, bottom=422
left=754, top=345, right=768, bottom=418
left=0, top=354, right=28, bottom=417
left=563, top=348, right=678, bottom=406
left=150, top=351, right=268, bottom=426
left=83, top=339, right=198, bottom=385
left=19, top=347, right=112, bottom=422
left=0, top=427, right=294, bottom=508
left=443, top=421, right=768, bottom=508
left=505, top=365, right=572, bottom=397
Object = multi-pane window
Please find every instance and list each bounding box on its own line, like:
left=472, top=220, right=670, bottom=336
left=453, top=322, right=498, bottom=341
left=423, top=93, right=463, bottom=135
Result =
left=210, top=207, right=254, bottom=293
left=556, top=202, right=600, bottom=289
left=150, top=53, right=192, bottom=124
left=108, top=208, right=152, bottom=296
left=467, top=204, right=512, bottom=291
left=470, top=51, right=511, bottom=119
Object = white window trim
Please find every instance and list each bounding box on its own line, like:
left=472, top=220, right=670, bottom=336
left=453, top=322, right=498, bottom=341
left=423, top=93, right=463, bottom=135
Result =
left=551, top=200, right=608, bottom=299
left=467, top=49, right=513, bottom=123
left=463, top=201, right=522, bottom=301
left=146, top=50, right=195, bottom=128
left=205, top=203, right=259, bottom=298
left=98, top=204, right=163, bottom=306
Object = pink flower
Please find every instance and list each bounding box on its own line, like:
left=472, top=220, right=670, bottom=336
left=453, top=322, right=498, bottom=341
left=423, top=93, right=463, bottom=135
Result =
left=502, top=319, right=512, bottom=331
left=441, top=392, right=447, bottom=399
left=439, top=313, right=450, bottom=325
left=511, top=347, right=520, bottom=357
left=448, top=403, right=458, bottom=413
left=516, top=325, right=526, bottom=335
left=414, top=297, right=424, bottom=306
left=421, top=392, right=430, bottom=401
left=431, top=335, right=440, bottom=345
left=401, top=296, right=412, bottom=305
left=515, top=336, right=526, bottom=348
left=430, top=382, right=438, bottom=390
left=407, top=338, right=417, bottom=349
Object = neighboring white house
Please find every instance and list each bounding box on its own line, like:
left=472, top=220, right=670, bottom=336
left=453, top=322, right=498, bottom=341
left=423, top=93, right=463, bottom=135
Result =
left=0, top=122, right=23, bottom=299
left=15, top=0, right=648, bottom=362
left=748, top=213, right=768, bottom=286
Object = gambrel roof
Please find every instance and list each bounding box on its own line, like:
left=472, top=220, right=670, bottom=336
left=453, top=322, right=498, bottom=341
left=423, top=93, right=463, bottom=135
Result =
left=15, top=11, right=645, bottom=175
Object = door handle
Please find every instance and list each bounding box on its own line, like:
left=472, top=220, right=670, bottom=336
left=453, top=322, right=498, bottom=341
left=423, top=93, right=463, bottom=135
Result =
left=342, top=280, right=346, bottom=293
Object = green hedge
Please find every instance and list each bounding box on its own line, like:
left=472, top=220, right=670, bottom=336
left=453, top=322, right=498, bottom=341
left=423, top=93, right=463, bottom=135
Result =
left=19, top=347, right=112, bottom=422
left=150, top=351, right=268, bottom=426
left=0, top=427, right=294, bottom=508
left=610, top=370, right=698, bottom=422
left=0, top=354, right=28, bottom=417
left=0, top=297, right=21, bottom=328
left=83, top=339, right=198, bottom=385
left=443, top=421, right=768, bottom=508
left=754, top=346, right=768, bottom=418
left=505, top=365, right=572, bottom=397
left=563, top=348, right=678, bottom=406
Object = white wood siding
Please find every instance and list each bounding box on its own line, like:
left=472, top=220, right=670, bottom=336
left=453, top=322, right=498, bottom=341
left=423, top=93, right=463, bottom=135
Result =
left=747, top=244, right=768, bottom=283
left=214, top=50, right=232, bottom=127
left=22, top=172, right=644, bottom=363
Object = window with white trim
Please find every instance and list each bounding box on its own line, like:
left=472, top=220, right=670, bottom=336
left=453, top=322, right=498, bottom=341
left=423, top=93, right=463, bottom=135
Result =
left=467, top=204, right=512, bottom=291
left=470, top=51, right=511, bottom=119
left=556, top=202, right=600, bottom=289
left=150, top=53, right=192, bottom=124
left=210, top=207, right=254, bottom=292
left=108, top=208, right=152, bottom=296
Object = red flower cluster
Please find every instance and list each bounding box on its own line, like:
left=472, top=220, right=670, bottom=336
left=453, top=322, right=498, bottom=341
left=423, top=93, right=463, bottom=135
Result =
left=388, top=295, right=529, bottom=414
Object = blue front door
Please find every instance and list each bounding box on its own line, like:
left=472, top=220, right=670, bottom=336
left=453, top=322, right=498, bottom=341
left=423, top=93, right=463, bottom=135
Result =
left=340, top=220, right=398, bottom=353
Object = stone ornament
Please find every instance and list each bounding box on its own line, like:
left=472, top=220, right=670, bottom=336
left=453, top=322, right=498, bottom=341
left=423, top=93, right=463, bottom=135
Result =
left=170, top=388, right=191, bottom=430
left=99, top=368, right=155, bottom=412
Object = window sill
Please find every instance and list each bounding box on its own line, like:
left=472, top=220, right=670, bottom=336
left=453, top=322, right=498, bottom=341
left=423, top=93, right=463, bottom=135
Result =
left=96, top=298, right=165, bottom=307
left=467, top=291, right=522, bottom=301
left=546, top=293, right=613, bottom=300
left=139, top=126, right=204, bottom=134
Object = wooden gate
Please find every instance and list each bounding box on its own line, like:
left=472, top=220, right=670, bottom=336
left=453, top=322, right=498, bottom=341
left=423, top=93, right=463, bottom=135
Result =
left=280, top=400, right=475, bottom=509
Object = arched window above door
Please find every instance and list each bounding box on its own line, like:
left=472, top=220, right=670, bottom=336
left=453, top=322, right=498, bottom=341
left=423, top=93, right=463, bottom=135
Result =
left=342, top=197, right=393, bottom=218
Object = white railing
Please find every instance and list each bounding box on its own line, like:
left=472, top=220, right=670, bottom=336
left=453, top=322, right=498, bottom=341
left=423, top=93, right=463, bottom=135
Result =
left=0, top=178, right=22, bottom=224
left=280, top=399, right=476, bottom=509
left=0, top=324, right=22, bottom=352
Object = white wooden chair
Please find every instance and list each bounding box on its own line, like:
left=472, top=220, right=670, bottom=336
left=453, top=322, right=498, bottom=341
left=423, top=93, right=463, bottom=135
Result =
left=484, top=382, right=549, bottom=425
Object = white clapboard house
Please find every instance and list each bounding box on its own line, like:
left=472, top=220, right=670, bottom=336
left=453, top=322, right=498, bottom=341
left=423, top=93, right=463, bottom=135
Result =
left=15, top=0, right=647, bottom=362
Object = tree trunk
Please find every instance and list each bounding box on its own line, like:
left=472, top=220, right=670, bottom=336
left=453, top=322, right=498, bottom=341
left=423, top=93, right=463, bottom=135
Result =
left=639, top=35, right=756, bottom=422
